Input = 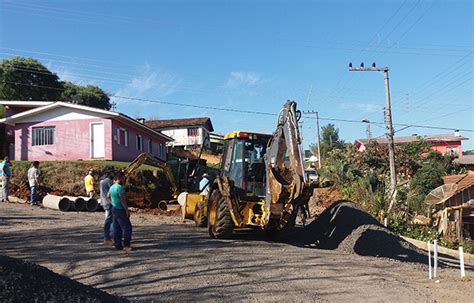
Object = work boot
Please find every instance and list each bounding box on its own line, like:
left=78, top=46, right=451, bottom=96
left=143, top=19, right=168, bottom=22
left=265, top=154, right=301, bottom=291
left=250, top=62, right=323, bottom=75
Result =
left=103, top=239, right=114, bottom=246
left=123, top=246, right=133, bottom=253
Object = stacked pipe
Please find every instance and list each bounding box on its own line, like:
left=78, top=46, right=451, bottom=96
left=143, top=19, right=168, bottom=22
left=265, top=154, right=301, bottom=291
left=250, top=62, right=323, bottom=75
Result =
left=42, top=194, right=98, bottom=212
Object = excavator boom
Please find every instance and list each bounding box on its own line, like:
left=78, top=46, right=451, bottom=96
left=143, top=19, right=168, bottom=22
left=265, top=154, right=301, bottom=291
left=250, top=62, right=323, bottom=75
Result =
left=123, top=152, right=180, bottom=199
left=265, top=100, right=312, bottom=229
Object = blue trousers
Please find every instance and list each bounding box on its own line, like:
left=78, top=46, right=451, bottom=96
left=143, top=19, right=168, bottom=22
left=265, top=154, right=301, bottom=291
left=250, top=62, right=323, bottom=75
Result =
left=1, top=175, right=9, bottom=202
left=112, top=208, right=132, bottom=248
left=103, top=203, right=114, bottom=240
left=30, top=185, right=39, bottom=204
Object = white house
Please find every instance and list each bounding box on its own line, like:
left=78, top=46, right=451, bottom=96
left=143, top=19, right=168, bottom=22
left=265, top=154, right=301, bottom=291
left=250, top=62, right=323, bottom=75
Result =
left=145, top=117, right=214, bottom=150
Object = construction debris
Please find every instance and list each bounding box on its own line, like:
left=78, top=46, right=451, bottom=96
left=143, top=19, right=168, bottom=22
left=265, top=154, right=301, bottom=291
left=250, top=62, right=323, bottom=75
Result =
left=0, top=254, right=127, bottom=303
left=300, top=200, right=427, bottom=263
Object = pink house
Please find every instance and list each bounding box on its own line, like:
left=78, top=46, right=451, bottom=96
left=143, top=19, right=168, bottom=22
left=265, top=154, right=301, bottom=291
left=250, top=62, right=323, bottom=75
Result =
left=0, top=101, right=172, bottom=162
left=354, top=132, right=469, bottom=157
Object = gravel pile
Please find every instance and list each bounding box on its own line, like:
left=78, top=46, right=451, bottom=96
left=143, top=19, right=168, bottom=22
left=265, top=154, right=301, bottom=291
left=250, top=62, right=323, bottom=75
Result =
left=301, top=200, right=427, bottom=263
left=0, top=255, right=127, bottom=303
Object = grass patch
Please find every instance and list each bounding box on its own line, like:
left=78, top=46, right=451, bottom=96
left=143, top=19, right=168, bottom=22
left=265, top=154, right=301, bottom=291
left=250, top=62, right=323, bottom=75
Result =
left=9, top=160, right=169, bottom=201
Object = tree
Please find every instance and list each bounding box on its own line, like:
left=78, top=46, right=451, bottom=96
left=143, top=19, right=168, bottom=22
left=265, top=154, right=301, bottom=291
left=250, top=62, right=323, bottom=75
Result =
left=310, top=123, right=345, bottom=160
left=61, top=82, right=111, bottom=110
left=0, top=57, right=63, bottom=101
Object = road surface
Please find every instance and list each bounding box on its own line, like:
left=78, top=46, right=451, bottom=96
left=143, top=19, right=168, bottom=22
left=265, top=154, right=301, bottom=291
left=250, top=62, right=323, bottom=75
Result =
left=0, top=202, right=472, bottom=302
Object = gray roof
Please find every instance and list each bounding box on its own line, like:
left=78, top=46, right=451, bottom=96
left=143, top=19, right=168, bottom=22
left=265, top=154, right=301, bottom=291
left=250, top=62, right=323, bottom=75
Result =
left=455, top=155, right=474, bottom=165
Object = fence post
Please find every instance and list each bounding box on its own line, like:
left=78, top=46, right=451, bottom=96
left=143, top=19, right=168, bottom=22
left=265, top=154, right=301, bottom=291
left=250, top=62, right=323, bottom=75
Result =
left=459, top=246, right=465, bottom=278
left=433, top=240, right=438, bottom=278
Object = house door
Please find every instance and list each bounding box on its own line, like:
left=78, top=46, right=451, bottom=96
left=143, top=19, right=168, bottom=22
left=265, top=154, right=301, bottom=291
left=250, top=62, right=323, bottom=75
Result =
left=91, top=123, right=105, bottom=158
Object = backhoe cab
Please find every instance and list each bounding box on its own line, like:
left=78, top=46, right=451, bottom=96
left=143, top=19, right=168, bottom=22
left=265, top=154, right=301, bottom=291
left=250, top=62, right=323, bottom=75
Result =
left=206, top=101, right=314, bottom=239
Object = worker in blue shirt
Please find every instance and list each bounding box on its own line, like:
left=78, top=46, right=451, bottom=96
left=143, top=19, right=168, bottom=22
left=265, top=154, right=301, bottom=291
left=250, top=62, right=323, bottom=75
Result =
left=107, top=173, right=133, bottom=253
left=0, top=156, right=12, bottom=203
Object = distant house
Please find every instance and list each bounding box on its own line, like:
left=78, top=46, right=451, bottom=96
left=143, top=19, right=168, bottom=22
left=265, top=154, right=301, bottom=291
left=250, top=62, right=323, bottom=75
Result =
left=145, top=117, right=214, bottom=150
left=0, top=101, right=172, bottom=162
left=455, top=155, right=474, bottom=171
left=354, top=132, right=469, bottom=156
left=209, top=133, right=224, bottom=154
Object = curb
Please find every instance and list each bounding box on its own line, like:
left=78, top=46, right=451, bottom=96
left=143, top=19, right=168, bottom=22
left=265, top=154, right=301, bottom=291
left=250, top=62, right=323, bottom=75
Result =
left=402, top=236, right=474, bottom=263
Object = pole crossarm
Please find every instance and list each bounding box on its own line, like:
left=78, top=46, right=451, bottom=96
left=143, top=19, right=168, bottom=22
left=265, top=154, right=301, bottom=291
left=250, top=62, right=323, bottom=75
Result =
left=349, top=67, right=389, bottom=72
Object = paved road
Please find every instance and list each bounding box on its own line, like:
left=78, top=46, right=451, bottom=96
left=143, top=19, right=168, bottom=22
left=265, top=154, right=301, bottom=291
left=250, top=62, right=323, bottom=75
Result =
left=0, top=202, right=472, bottom=302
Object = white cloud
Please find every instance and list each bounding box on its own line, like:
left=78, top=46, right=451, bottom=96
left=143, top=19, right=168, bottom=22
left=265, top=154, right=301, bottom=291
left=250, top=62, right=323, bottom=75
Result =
left=339, top=102, right=381, bottom=113
left=113, top=65, right=181, bottom=106
left=225, top=71, right=261, bottom=88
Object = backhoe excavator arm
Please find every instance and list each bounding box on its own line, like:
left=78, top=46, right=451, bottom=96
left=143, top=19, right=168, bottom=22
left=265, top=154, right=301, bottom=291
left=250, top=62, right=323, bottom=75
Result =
left=122, top=152, right=180, bottom=199
left=264, top=100, right=313, bottom=230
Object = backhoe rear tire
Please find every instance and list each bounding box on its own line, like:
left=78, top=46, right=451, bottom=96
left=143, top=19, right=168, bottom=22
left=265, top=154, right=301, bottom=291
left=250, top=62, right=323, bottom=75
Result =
left=194, top=200, right=207, bottom=227
left=208, top=190, right=234, bottom=239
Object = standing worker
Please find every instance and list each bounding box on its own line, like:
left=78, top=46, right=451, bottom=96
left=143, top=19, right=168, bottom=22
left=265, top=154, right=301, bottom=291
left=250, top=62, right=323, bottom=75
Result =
left=84, top=169, right=95, bottom=198
left=27, top=161, right=41, bottom=205
left=0, top=156, right=12, bottom=203
left=100, top=167, right=114, bottom=245
left=107, top=173, right=133, bottom=252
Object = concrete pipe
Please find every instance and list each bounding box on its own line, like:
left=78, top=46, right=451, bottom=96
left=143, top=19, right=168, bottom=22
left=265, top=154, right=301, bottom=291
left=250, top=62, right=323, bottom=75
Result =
left=84, top=197, right=99, bottom=211
left=158, top=200, right=168, bottom=211
left=64, top=196, right=86, bottom=211
left=42, top=195, right=71, bottom=211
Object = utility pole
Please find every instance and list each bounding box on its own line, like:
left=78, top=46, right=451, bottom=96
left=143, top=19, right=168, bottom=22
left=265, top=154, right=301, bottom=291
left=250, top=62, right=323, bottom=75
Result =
left=303, top=110, right=322, bottom=169
left=349, top=62, right=397, bottom=209
left=316, top=112, right=321, bottom=168
left=362, top=119, right=372, bottom=141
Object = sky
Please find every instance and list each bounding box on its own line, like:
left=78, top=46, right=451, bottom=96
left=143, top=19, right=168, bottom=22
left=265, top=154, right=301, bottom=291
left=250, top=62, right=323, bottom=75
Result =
left=1, top=0, right=473, bottom=150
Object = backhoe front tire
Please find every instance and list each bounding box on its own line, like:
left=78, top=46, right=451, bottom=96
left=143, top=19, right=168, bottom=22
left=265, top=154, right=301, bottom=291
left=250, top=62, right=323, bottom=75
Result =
left=207, top=190, right=234, bottom=239
left=194, top=200, right=207, bottom=227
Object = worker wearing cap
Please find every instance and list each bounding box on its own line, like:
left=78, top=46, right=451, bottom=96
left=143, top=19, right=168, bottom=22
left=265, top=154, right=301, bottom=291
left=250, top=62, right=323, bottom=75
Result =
left=84, top=169, right=95, bottom=198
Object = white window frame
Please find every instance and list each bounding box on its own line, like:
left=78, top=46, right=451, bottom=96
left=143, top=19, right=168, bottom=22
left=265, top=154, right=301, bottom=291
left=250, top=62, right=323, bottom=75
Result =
left=136, top=134, right=143, bottom=151
left=188, top=127, right=199, bottom=137
left=32, top=126, right=55, bottom=146
left=147, top=139, right=152, bottom=154
left=117, top=128, right=128, bottom=147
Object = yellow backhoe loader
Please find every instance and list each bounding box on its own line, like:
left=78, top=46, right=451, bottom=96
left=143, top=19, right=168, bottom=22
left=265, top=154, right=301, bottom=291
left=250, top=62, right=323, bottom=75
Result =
left=202, top=100, right=314, bottom=238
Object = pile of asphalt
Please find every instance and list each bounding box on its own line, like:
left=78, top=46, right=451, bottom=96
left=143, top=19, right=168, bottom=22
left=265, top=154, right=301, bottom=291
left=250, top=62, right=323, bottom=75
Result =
left=0, top=255, right=127, bottom=303
left=300, top=200, right=427, bottom=264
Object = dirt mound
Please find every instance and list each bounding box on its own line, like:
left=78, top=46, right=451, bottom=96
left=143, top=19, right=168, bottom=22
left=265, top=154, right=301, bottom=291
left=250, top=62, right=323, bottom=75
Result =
left=309, top=187, right=341, bottom=216
left=0, top=255, right=127, bottom=303
left=300, top=200, right=427, bottom=263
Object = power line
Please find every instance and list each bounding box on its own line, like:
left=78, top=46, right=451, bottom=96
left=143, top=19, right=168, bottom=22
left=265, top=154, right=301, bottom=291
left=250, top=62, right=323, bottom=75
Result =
left=3, top=80, right=472, bottom=133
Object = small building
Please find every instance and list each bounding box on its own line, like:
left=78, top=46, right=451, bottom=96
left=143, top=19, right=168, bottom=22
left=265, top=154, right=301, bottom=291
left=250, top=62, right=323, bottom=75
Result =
left=455, top=155, right=474, bottom=171
left=209, top=133, right=224, bottom=155
left=440, top=172, right=474, bottom=240
left=354, top=132, right=469, bottom=156
left=145, top=117, right=214, bottom=150
left=0, top=101, right=172, bottom=162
